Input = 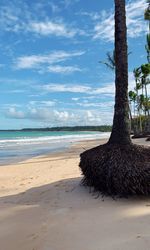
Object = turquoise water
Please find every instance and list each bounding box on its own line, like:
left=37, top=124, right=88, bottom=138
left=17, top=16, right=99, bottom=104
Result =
left=0, top=131, right=110, bottom=165
left=0, top=130, right=101, bottom=140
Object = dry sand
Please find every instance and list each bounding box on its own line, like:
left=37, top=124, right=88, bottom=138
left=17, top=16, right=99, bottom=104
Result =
left=0, top=138, right=150, bottom=250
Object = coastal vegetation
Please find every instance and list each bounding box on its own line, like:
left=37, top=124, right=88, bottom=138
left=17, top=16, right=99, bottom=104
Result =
left=0, top=126, right=112, bottom=132
left=79, top=0, right=150, bottom=196
left=129, top=0, right=150, bottom=135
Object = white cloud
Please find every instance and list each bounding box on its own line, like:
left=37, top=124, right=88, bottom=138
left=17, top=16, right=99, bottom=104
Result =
left=28, top=108, right=52, bottom=121
left=5, top=107, right=113, bottom=125
left=93, top=14, right=114, bottom=41
left=40, top=82, right=115, bottom=95
left=0, top=2, right=84, bottom=39
left=15, top=55, right=48, bottom=69
left=77, top=101, right=114, bottom=109
left=41, top=84, right=91, bottom=93
left=30, top=21, right=76, bottom=38
left=6, top=107, right=25, bottom=119
left=15, top=50, right=85, bottom=72
left=77, top=11, right=102, bottom=21
left=38, top=70, right=146, bottom=96
left=84, top=110, right=101, bottom=123
left=29, top=100, right=56, bottom=107
left=72, top=97, right=80, bottom=101
left=92, top=84, right=115, bottom=95
left=2, top=104, right=21, bottom=109
left=47, top=65, right=82, bottom=74
left=93, top=0, right=147, bottom=41
left=126, top=0, right=147, bottom=38
left=54, top=110, right=69, bottom=121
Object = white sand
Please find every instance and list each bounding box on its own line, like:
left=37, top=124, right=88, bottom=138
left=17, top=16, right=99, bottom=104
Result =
left=0, top=138, right=150, bottom=250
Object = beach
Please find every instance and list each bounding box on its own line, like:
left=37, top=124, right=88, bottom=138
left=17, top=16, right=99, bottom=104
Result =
left=0, top=138, right=150, bottom=250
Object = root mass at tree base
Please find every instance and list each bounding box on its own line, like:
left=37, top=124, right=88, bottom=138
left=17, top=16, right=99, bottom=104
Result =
left=79, top=143, right=150, bottom=196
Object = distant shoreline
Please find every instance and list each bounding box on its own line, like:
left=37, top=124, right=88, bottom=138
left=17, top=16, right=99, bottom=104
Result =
left=0, top=125, right=112, bottom=132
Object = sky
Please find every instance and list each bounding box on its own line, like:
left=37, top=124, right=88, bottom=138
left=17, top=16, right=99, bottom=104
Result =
left=0, top=0, right=149, bottom=129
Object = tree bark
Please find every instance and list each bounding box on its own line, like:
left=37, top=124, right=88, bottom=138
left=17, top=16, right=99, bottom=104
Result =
left=108, top=0, right=131, bottom=145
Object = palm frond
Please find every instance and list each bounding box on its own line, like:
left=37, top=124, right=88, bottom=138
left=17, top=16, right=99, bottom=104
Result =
left=106, top=51, right=115, bottom=68
left=99, top=60, right=115, bottom=71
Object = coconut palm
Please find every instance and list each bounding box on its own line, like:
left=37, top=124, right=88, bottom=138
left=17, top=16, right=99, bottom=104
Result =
left=128, top=90, right=137, bottom=117
left=145, top=1, right=150, bottom=15
left=133, top=67, right=141, bottom=114
left=79, top=0, right=150, bottom=196
left=133, top=67, right=141, bottom=89
left=145, top=0, right=150, bottom=25
left=99, top=51, right=115, bottom=71
left=145, top=0, right=150, bottom=62
left=128, top=90, right=137, bottom=132
left=145, top=34, right=150, bottom=63
left=142, top=96, right=150, bottom=113
left=138, top=94, right=145, bottom=132
left=141, top=63, right=150, bottom=115
left=132, top=67, right=143, bottom=131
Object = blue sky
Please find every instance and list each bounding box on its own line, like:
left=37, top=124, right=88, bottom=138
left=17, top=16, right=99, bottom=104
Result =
left=0, top=0, right=148, bottom=129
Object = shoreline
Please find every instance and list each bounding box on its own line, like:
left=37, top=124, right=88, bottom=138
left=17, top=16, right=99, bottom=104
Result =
left=0, top=138, right=149, bottom=250
left=1, top=135, right=149, bottom=167
left=0, top=137, right=109, bottom=166
left=0, top=132, right=111, bottom=166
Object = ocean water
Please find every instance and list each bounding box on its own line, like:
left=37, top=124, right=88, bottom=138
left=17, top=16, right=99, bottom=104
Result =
left=0, top=131, right=110, bottom=165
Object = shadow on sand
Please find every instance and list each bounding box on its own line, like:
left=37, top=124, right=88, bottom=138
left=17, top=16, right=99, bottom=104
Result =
left=0, top=177, right=150, bottom=250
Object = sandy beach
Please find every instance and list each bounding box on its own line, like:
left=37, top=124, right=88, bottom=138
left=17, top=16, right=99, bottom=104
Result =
left=0, top=138, right=150, bottom=250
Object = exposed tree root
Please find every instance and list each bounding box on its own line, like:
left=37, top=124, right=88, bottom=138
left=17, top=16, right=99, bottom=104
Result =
left=79, top=143, right=150, bottom=197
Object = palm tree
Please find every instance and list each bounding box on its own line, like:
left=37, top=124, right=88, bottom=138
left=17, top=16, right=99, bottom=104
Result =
left=145, top=0, right=150, bottom=62
left=99, top=51, right=115, bottom=71
left=128, top=90, right=137, bottom=117
left=145, top=34, right=150, bottom=63
left=145, top=0, right=150, bottom=18
left=143, top=97, right=150, bottom=111
left=133, top=67, right=141, bottom=92
left=128, top=90, right=137, bottom=132
left=141, top=63, right=150, bottom=115
left=132, top=67, right=143, bottom=131
left=79, top=0, right=150, bottom=196
left=138, top=94, right=145, bottom=132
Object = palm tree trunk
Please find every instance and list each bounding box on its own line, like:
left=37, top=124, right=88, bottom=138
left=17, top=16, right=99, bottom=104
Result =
left=109, top=0, right=131, bottom=145
left=128, top=102, right=133, bottom=132
left=144, top=83, right=150, bottom=116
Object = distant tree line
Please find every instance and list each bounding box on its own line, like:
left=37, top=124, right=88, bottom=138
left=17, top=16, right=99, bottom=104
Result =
left=20, top=126, right=112, bottom=132
left=129, top=1, right=150, bottom=134
left=0, top=126, right=112, bottom=132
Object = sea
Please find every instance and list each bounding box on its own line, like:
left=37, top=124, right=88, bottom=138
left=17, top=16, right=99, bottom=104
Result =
left=0, top=131, right=110, bottom=165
